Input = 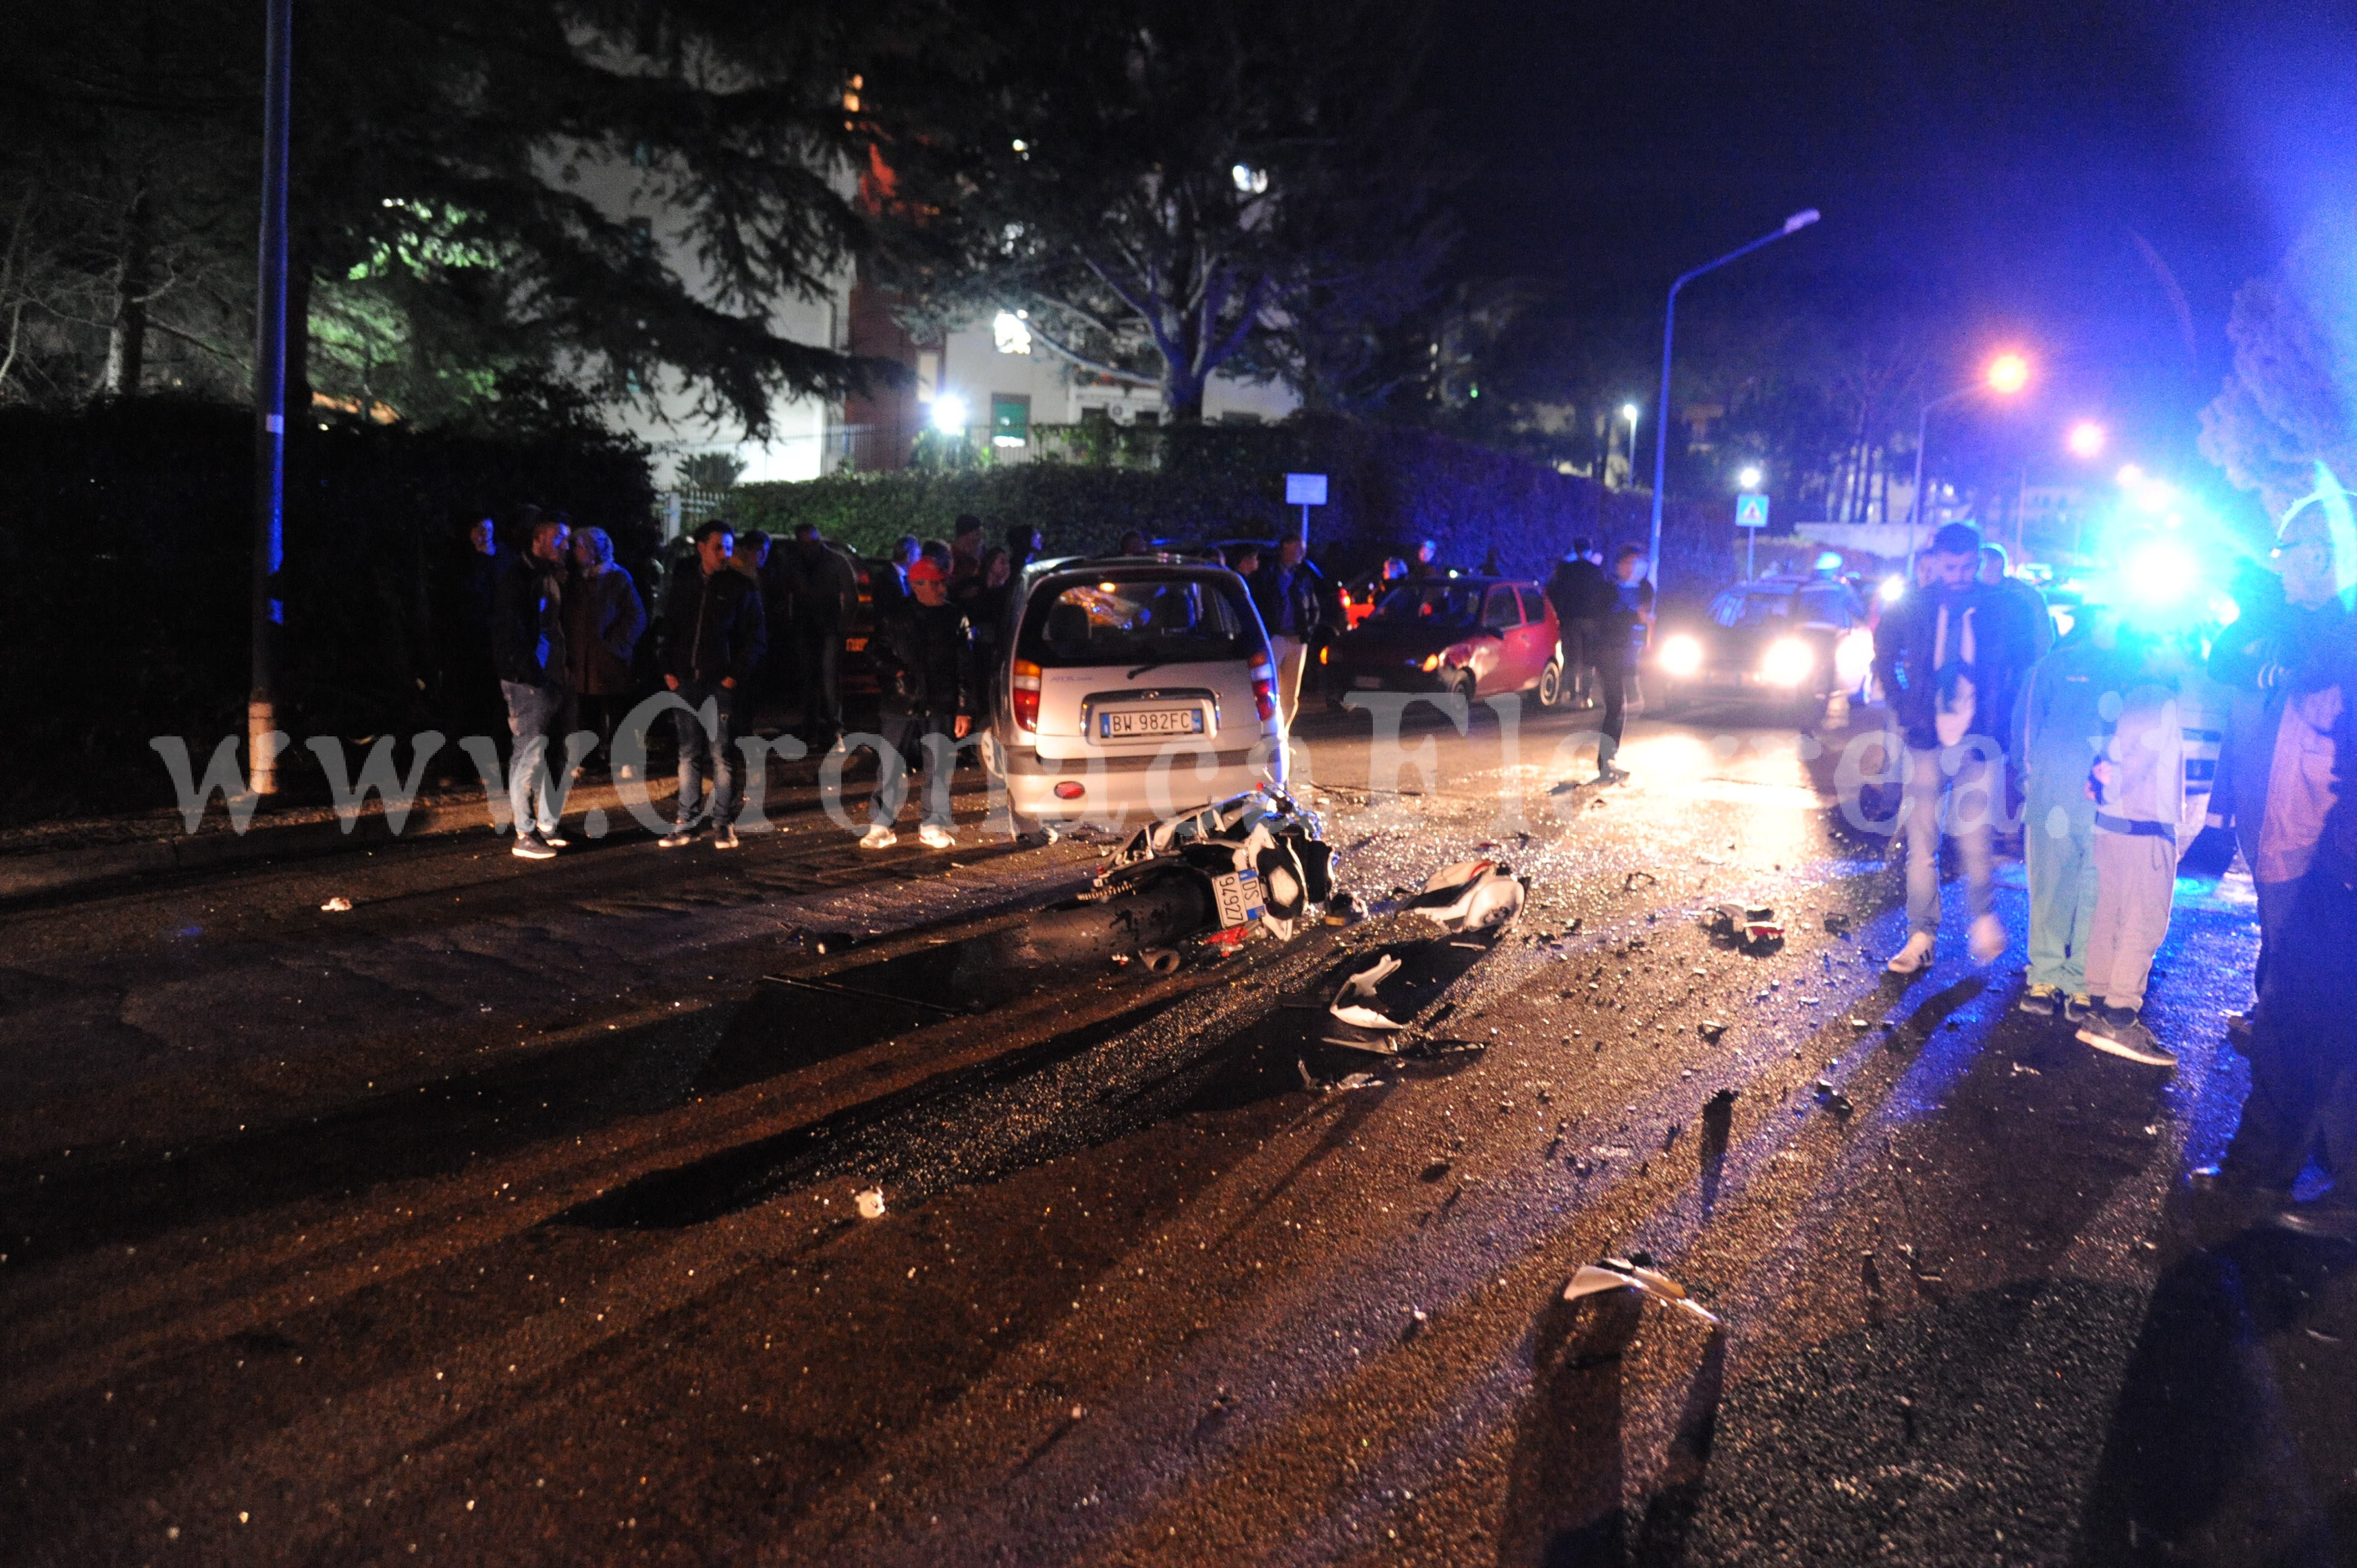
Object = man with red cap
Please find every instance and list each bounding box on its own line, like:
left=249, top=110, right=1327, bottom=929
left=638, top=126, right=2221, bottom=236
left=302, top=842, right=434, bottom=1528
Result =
left=862, top=556, right=976, bottom=849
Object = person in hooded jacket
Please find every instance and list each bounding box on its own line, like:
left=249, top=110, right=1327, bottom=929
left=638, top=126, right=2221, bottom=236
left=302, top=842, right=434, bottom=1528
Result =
left=861, top=557, right=976, bottom=850
left=562, top=527, right=647, bottom=777
left=657, top=520, right=766, bottom=849
left=493, top=513, right=574, bottom=859
left=1872, top=522, right=2025, bottom=973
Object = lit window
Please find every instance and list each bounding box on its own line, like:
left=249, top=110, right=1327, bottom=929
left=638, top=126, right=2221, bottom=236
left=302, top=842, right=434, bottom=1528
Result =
left=1231, top=163, right=1268, bottom=195
left=993, top=310, right=1033, bottom=355
left=915, top=350, right=941, bottom=403
left=991, top=394, right=1031, bottom=448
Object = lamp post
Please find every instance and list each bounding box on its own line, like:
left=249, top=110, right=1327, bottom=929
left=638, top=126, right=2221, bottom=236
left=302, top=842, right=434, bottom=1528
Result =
left=247, top=0, right=293, bottom=796
left=1907, top=352, right=2029, bottom=561
left=1646, top=209, right=1820, bottom=588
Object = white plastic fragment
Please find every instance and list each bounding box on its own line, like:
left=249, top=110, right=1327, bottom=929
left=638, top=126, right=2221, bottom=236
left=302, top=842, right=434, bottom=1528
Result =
left=854, top=1188, right=887, bottom=1219
left=1562, top=1257, right=1721, bottom=1325
left=1404, top=860, right=1526, bottom=933
left=320, top=896, right=353, bottom=912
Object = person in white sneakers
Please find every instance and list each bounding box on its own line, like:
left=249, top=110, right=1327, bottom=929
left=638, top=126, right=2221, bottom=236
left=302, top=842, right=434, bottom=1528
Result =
left=860, top=558, right=975, bottom=851
left=1871, top=523, right=2025, bottom=973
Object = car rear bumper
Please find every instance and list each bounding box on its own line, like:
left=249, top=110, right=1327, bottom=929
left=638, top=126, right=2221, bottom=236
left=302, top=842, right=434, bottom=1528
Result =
left=1333, top=669, right=1455, bottom=695
left=994, top=739, right=1284, bottom=826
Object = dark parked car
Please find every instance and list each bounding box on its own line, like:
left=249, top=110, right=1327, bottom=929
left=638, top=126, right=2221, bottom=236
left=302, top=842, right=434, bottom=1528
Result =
left=1647, top=575, right=1874, bottom=721
left=1322, top=576, right=1567, bottom=707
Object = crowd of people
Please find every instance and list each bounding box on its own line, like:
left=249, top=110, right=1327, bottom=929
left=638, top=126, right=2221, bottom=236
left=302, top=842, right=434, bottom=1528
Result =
left=1854, top=509, right=2357, bottom=1236
left=450, top=508, right=1052, bottom=860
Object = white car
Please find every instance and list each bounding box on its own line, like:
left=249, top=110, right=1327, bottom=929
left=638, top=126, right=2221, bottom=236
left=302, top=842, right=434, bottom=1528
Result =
left=980, top=557, right=1286, bottom=837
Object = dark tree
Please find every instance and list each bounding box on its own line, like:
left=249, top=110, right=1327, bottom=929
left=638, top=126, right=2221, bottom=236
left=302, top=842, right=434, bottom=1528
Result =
left=0, top=0, right=905, bottom=430
left=2200, top=212, right=2357, bottom=520
left=868, top=0, right=1453, bottom=422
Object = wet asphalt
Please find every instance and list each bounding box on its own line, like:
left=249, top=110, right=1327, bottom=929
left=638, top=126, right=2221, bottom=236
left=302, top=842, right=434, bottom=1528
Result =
left=2, top=694, right=2352, bottom=1567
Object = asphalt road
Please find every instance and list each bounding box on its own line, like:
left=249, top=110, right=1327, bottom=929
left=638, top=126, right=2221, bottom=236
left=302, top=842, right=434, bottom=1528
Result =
left=3, top=694, right=2350, bottom=1567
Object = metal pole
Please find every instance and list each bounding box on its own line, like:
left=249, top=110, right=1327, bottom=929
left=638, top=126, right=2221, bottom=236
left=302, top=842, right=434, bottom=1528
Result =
left=1646, top=210, right=1818, bottom=592
left=1907, top=400, right=1932, bottom=564
left=247, top=0, right=292, bottom=796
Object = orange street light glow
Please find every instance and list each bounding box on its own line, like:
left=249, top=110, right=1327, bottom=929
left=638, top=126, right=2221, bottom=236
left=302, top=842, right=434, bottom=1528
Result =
left=1987, top=354, right=2030, bottom=394
left=2067, top=420, right=2106, bottom=457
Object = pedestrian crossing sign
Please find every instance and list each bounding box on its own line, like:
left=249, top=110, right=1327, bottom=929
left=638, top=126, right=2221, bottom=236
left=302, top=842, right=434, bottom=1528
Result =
left=1736, top=493, right=1769, bottom=528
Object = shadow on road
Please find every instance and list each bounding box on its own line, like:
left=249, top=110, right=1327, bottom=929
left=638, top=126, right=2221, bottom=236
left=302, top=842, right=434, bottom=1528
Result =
left=2071, top=1232, right=2353, bottom=1566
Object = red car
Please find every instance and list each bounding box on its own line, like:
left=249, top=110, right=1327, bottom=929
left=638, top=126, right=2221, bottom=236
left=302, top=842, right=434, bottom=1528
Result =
left=1320, top=576, right=1569, bottom=708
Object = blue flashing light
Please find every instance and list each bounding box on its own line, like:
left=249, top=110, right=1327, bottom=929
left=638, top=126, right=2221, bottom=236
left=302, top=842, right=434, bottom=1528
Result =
left=2123, top=538, right=2200, bottom=608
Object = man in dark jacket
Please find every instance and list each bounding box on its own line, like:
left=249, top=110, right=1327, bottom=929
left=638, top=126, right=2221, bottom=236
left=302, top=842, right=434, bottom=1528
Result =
left=658, top=520, right=767, bottom=849
left=1254, top=537, right=1327, bottom=724
left=1546, top=538, right=1609, bottom=706
left=1871, top=521, right=2020, bottom=973
left=781, top=523, right=858, bottom=744
left=493, top=513, right=573, bottom=859
left=861, top=557, right=976, bottom=850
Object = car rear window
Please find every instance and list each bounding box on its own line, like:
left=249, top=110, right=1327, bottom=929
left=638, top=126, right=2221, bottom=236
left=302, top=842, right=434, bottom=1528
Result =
left=1372, top=583, right=1483, bottom=627
left=1016, top=574, right=1255, bottom=667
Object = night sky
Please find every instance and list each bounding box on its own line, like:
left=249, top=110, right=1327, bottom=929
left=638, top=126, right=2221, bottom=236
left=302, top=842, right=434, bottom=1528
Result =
left=1439, top=0, right=2357, bottom=490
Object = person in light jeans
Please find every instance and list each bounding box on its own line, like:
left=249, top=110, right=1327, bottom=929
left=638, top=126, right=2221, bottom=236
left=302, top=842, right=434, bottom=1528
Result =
left=491, top=513, right=574, bottom=859
left=1872, top=522, right=2023, bottom=972
left=1896, top=740, right=2001, bottom=951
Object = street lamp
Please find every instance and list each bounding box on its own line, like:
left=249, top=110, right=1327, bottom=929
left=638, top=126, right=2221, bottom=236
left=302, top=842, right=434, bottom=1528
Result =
left=1906, top=352, right=2031, bottom=559
left=2067, top=420, right=2105, bottom=458
left=1737, top=465, right=1763, bottom=489
left=1647, top=208, right=1820, bottom=587
left=1620, top=403, right=1640, bottom=489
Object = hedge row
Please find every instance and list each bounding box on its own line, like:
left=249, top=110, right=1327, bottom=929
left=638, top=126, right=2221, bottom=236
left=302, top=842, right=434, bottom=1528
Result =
left=0, top=398, right=655, bottom=824
left=729, top=415, right=1736, bottom=596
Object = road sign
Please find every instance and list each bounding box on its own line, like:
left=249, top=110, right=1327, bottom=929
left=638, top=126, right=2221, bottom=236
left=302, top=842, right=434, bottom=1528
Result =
left=1285, top=473, right=1328, bottom=506
left=1735, top=492, right=1769, bottom=528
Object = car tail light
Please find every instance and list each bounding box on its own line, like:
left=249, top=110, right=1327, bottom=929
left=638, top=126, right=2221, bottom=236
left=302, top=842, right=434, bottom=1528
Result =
left=1012, top=659, right=1042, bottom=731
left=1250, top=657, right=1277, bottom=723
left=1053, top=781, right=1085, bottom=801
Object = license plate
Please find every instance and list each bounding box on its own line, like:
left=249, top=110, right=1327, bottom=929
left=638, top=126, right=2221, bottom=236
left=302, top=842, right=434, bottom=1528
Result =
left=1100, top=708, right=1203, bottom=738
left=1211, top=869, right=1264, bottom=929
left=1351, top=675, right=1383, bottom=689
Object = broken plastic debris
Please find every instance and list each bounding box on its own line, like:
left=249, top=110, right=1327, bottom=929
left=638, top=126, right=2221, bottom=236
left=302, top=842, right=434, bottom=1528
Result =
left=1562, top=1259, right=1720, bottom=1325
left=1298, top=1059, right=1382, bottom=1094
left=1404, top=860, right=1526, bottom=933
left=1705, top=902, right=1786, bottom=952
left=854, top=1188, right=887, bottom=1219
left=320, top=896, right=353, bottom=913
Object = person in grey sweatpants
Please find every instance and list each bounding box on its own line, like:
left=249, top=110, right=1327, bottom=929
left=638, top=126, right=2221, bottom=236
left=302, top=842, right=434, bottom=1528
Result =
left=2011, top=611, right=2126, bottom=1018
left=2078, top=633, right=2186, bottom=1067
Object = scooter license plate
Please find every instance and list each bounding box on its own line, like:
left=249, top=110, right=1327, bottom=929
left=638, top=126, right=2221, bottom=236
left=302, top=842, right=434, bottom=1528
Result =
left=1211, top=869, right=1264, bottom=929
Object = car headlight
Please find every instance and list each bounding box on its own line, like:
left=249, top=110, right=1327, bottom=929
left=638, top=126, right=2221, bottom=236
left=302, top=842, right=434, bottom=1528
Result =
left=1658, top=634, right=1704, bottom=677
left=1761, top=637, right=1814, bottom=685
